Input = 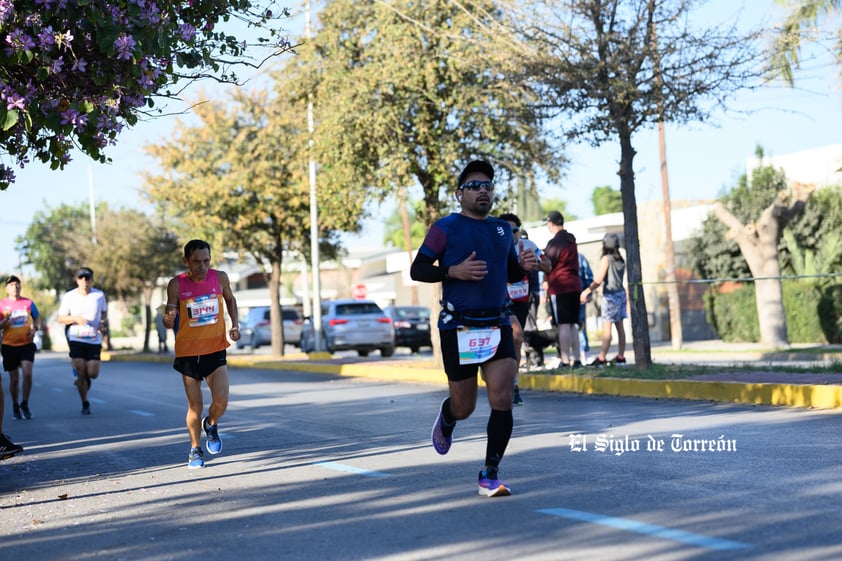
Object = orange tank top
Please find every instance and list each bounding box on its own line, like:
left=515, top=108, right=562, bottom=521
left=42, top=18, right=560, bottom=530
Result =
left=174, top=269, right=229, bottom=357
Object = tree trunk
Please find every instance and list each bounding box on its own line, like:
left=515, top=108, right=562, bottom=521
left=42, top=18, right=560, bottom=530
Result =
left=712, top=182, right=813, bottom=348
left=269, top=260, right=286, bottom=357
left=618, top=131, right=652, bottom=369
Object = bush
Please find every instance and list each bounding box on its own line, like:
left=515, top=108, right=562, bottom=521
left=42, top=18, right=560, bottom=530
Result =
left=706, top=281, right=840, bottom=343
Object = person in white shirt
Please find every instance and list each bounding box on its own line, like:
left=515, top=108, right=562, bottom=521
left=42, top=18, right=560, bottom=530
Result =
left=57, top=267, right=108, bottom=415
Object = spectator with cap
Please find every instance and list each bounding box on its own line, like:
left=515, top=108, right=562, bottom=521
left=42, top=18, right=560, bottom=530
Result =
left=410, top=159, right=541, bottom=497
left=580, top=233, right=628, bottom=366
left=543, top=210, right=582, bottom=368
left=0, top=275, right=39, bottom=422
left=57, top=267, right=108, bottom=415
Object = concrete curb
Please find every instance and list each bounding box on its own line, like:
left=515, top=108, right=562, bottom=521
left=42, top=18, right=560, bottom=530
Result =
left=113, top=353, right=842, bottom=410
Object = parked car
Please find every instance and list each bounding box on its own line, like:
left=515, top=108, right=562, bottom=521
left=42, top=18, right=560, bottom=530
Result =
left=236, top=306, right=303, bottom=349
left=300, top=299, right=395, bottom=357
left=382, top=305, right=432, bottom=353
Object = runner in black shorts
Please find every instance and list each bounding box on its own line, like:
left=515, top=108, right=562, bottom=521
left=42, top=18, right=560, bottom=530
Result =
left=410, top=160, right=541, bottom=498
left=173, top=350, right=228, bottom=381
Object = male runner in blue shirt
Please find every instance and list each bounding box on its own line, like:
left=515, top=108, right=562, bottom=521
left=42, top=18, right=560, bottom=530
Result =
left=410, top=160, right=540, bottom=497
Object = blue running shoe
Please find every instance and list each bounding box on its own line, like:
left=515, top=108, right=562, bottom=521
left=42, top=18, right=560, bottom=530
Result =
left=478, top=467, right=511, bottom=497
left=203, top=417, right=222, bottom=455
left=188, top=447, right=204, bottom=469
left=431, top=398, right=453, bottom=455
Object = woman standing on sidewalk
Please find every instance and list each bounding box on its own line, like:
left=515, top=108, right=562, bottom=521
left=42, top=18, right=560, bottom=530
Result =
left=580, top=233, right=628, bottom=366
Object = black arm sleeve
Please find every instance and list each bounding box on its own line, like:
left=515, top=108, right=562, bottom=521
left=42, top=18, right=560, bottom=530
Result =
left=507, top=252, right=526, bottom=283
left=410, top=251, right=447, bottom=283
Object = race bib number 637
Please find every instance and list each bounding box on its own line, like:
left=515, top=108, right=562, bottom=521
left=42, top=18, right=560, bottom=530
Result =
left=456, top=326, right=501, bottom=365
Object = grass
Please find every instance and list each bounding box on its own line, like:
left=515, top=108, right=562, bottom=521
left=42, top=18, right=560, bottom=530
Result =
left=533, top=361, right=842, bottom=380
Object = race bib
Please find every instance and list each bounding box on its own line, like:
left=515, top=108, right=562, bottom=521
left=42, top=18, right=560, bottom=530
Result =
left=9, top=309, right=28, bottom=328
left=69, top=323, right=97, bottom=339
left=186, top=295, right=220, bottom=327
left=507, top=280, right=530, bottom=302
left=457, top=326, right=501, bottom=365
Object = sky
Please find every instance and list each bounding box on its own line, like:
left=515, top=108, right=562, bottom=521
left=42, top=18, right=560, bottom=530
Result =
left=2, top=1, right=841, bottom=274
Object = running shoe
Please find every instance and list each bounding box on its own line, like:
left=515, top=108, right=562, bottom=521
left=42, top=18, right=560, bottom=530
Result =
left=512, top=385, right=523, bottom=406
left=431, top=398, right=453, bottom=455
left=571, top=360, right=583, bottom=369
left=589, top=357, right=608, bottom=367
left=203, top=416, right=222, bottom=455
left=613, top=356, right=627, bottom=365
left=0, top=433, right=23, bottom=457
left=478, top=467, right=511, bottom=497
left=12, top=403, right=21, bottom=420
left=81, top=401, right=91, bottom=415
left=188, top=447, right=205, bottom=469
left=20, top=401, right=31, bottom=420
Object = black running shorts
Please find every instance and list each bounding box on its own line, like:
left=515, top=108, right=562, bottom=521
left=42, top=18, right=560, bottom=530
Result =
left=173, top=350, right=227, bottom=380
left=1, top=343, right=36, bottom=371
left=439, top=325, right=515, bottom=382
left=68, top=341, right=102, bottom=362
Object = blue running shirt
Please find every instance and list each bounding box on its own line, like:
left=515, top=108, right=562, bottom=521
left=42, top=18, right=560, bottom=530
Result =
left=417, top=213, right=517, bottom=330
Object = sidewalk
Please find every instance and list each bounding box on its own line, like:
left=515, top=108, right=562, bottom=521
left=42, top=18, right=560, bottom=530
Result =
left=111, top=339, right=842, bottom=410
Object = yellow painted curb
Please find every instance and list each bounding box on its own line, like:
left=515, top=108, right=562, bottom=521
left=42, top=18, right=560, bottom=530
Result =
left=109, top=353, right=842, bottom=409
left=517, top=373, right=842, bottom=409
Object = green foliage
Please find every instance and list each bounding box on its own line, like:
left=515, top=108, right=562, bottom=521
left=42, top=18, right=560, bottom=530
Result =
left=16, top=202, right=182, bottom=302
left=301, top=0, right=563, bottom=227
left=769, top=0, right=841, bottom=85
left=690, top=161, right=789, bottom=283
left=781, top=185, right=842, bottom=280
left=143, top=86, right=353, bottom=267
left=384, top=199, right=428, bottom=251
left=705, top=281, right=840, bottom=344
left=704, top=285, right=759, bottom=343
left=818, top=285, right=842, bottom=344
left=0, top=0, right=292, bottom=190
left=591, top=185, right=622, bottom=215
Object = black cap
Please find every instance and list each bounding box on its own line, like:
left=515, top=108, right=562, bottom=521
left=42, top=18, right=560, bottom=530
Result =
left=604, top=233, right=621, bottom=249
left=5, top=275, right=20, bottom=285
left=544, top=211, right=564, bottom=226
left=76, top=267, right=94, bottom=279
left=457, top=160, right=494, bottom=187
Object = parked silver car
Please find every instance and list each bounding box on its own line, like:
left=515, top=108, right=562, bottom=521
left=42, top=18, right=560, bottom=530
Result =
left=300, top=299, right=395, bottom=357
left=236, top=306, right=303, bottom=349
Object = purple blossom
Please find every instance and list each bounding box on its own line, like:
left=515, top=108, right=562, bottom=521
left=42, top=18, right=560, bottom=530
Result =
left=0, top=165, right=16, bottom=185
left=49, top=56, right=64, bottom=74
left=114, top=34, right=136, bottom=60
left=72, top=58, right=87, bottom=72
left=5, top=29, right=36, bottom=54
left=60, top=108, right=87, bottom=130
left=5, top=92, right=25, bottom=110
left=0, top=0, right=14, bottom=24
left=38, top=25, right=56, bottom=50
left=178, top=23, right=196, bottom=42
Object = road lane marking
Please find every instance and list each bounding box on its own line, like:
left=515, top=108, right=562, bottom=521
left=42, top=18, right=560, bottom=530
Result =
left=129, top=409, right=155, bottom=417
left=314, top=461, right=390, bottom=477
left=537, top=507, right=751, bottom=551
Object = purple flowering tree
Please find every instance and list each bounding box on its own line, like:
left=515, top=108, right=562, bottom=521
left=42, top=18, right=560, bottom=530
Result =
left=0, top=0, right=292, bottom=189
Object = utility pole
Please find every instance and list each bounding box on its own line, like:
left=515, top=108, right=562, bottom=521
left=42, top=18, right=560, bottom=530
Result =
left=306, top=0, right=323, bottom=351
left=652, top=25, right=683, bottom=350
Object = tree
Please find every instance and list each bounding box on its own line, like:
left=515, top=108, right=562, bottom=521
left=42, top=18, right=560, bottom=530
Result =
left=143, top=85, right=356, bottom=357
left=17, top=202, right=182, bottom=349
left=0, top=0, right=293, bottom=190
left=384, top=200, right=427, bottom=251
left=770, top=0, right=841, bottom=85
left=302, top=0, right=563, bottom=229
left=592, top=185, right=623, bottom=215
left=690, top=156, right=814, bottom=348
left=519, top=0, right=762, bottom=368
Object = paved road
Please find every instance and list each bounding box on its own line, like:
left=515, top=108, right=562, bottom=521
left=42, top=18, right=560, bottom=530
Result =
left=1, top=355, right=841, bottom=561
